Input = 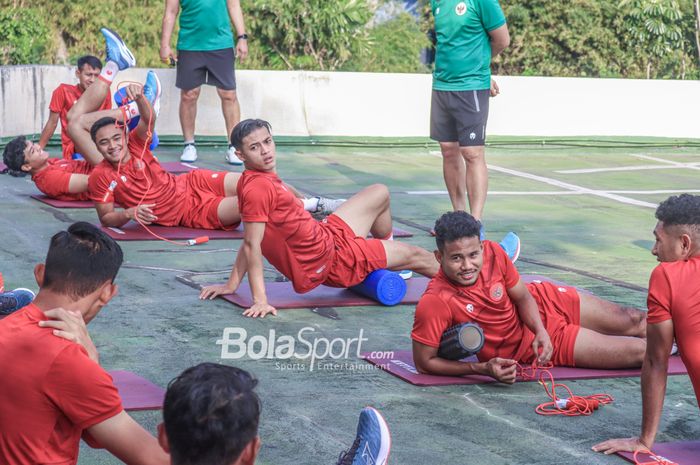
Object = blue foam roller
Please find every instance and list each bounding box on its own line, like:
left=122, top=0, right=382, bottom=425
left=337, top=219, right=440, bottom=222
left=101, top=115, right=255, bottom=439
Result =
left=350, top=269, right=407, bottom=306
left=149, top=132, right=159, bottom=150
left=114, top=87, right=158, bottom=150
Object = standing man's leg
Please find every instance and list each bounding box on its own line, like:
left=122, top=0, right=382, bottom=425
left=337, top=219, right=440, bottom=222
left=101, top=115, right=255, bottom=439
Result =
left=179, top=86, right=201, bottom=162
left=218, top=88, right=240, bottom=144
left=440, top=141, right=467, bottom=212
left=461, top=145, right=487, bottom=222
left=176, top=50, right=208, bottom=162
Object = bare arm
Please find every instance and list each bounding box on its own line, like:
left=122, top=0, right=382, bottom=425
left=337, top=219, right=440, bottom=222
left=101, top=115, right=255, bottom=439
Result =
left=413, top=340, right=517, bottom=383
left=508, top=280, right=553, bottom=364
left=227, top=0, right=248, bottom=60
left=160, top=0, right=180, bottom=63
left=488, top=24, right=510, bottom=57
left=592, top=320, right=674, bottom=454
left=95, top=202, right=157, bottom=228
left=126, top=85, right=155, bottom=142
left=240, top=222, right=276, bottom=317
left=87, top=410, right=169, bottom=465
left=38, top=112, right=60, bottom=149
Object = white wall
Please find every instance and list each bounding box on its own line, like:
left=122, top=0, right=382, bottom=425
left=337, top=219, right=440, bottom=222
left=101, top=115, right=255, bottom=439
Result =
left=1, top=65, right=698, bottom=139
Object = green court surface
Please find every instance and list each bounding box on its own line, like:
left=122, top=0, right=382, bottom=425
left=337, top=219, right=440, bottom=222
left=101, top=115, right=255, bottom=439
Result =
left=1, top=137, right=699, bottom=465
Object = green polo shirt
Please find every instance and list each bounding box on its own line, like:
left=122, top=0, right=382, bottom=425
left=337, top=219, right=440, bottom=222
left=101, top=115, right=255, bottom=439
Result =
left=431, top=0, right=506, bottom=91
left=177, top=0, right=235, bottom=51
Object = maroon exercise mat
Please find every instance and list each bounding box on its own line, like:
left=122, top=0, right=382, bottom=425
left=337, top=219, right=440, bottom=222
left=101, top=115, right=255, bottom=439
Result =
left=362, top=350, right=688, bottom=386
left=100, top=222, right=244, bottom=241
left=109, top=370, right=165, bottom=411
left=30, top=194, right=122, bottom=209
left=618, top=441, right=700, bottom=465
left=0, top=162, right=6, bottom=171
left=218, top=277, right=430, bottom=309
left=159, top=161, right=198, bottom=173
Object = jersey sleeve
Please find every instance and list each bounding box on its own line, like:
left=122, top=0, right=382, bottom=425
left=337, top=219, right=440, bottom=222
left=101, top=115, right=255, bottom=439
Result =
left=48, top=86, right=65, bottom=113
left=87, top=167, right=115, bottom=204
left=239, top=177, right=276, bottom=223
left=44, top=345, right=123, bottom=430
left=478, top=0, right=506, bottom=31
left=647, top=265, right=673, bottom=324
left=412, top=293, right=454, bottom=348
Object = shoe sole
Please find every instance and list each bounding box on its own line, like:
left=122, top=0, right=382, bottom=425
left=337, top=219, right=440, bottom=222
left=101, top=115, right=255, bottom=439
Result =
left=101, top=27, right=136, bottom=68
left=145, top=71, right=162, bottom=115
left=365, top=406, right=391, bottom=464
left=510, top=237, right=521, bottom=263
left=12, top=288, right=36, bottom=298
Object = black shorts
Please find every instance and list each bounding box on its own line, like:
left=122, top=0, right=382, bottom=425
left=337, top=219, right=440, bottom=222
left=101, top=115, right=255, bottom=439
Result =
left=430, top=89, right=490, bottom=147
left=176, top=48, right=236, bottom=91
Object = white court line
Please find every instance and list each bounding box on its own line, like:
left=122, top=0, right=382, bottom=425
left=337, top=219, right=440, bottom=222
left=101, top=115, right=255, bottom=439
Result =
left=632, top=154, right=700, bottom=171
left=407, top=189, right=700, bottom=196
left=556, top=164, right=700, bottom=174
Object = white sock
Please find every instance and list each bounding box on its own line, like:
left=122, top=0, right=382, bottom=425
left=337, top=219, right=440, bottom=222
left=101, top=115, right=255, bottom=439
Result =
left=120, top=101, right=140, bottom=120
left=184, top=140, right=195, bottom=146
left=303, top=197, right=319, bottom=212
left=99, top=61, right=119, bottom=83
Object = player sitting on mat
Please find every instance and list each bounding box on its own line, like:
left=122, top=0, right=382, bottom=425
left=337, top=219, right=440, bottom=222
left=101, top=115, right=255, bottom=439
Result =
left=593, top=194, right=700, bottom=456
left=159, top=363, right=392, bottom=465
left=199, top=118, right=440, bottom=317
left=412, top=211, right=647, bottom=384
left=1, top=28, right=137, bottom=201
left=0, top=222, right=168, bottom=465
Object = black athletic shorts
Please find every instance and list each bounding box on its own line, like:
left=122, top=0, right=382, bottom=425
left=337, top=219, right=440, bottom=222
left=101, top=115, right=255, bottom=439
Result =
left=430, top=89, right=490, bottom=147
left=176, top=48, right=236, bottom=91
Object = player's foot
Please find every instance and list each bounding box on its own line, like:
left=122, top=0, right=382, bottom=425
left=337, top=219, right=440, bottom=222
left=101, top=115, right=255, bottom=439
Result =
left=0, top=288, right=35, bottom=316
left=499, top=232, right=521, bottom=263
left=316, top=197, right=346, bottom=215
left=100, top=28, right=136, bottom=70
left=336, top=407, right=391, bottom=465
left=72, top=153, right=85, bottom=160
left=479, top=222, right=485, bottom=241
left=398, top=270, right=413, bottom=280
left=225, top=146, right=243, bottom=165
left=181, top=144, right=197, bottom=162
left=143, top=70, right=162, bottom=117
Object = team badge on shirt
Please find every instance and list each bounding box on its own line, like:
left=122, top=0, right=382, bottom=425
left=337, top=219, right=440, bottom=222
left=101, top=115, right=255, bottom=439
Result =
left=455, top=1, right=467, bottom=16
left=466, top=303, right=474, bottom=313
left=490, top=283, right=504, bottom=301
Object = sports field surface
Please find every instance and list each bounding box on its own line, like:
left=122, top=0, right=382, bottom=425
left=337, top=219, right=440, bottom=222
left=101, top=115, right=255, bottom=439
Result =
left=1, top=136, right=698, bottom=465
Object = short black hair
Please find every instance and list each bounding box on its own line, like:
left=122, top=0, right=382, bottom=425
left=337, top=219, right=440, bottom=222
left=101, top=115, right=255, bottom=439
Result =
left=2, top=135, right=29, bottom=177
left=164, top=363, right=261, bottom=465
left=230, top=119, right=272, bottom=150
left=77, top=55, right=103, bottom=71
left=43, top=222, right=123, bottom=298
left=90, top=117, right=118, bottom=143
left=656, top=194, right=700, bottom=229
left=434, top=211, right=481, bottom=251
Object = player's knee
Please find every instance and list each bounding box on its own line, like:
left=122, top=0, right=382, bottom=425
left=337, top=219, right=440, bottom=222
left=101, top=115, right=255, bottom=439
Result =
left=461, top=147, right=484, bottom=162
left=626, top=307, right=647, bottom=337
left=181, top=88, right=201, bottom=103
left=217, top=89, right=237, bottom=103
left=440, top=144, right=460, bottom=160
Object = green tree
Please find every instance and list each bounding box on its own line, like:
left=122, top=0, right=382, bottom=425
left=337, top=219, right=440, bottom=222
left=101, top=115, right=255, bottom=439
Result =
left=0, top=8, right=51, bottom=65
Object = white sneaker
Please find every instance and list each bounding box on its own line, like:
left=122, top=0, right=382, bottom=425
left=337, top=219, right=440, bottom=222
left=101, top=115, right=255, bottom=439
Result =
left=181, top=144, right=197, bottom=162
left=225, top=146, right=243, bottom=165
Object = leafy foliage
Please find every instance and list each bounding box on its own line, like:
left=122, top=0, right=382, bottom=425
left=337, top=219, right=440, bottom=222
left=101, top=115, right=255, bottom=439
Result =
left=0, top=8, right=51, bottom=65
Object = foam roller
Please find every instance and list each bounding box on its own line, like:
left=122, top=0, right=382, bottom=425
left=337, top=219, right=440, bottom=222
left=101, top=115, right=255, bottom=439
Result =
left=349, top=269, right=407, bottom=306
left=438, top=322, right=485, bottom=360
left=114, top=88, right=159, bottom=150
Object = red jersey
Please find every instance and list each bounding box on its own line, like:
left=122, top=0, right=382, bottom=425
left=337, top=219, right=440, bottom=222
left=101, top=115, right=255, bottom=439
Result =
left=49, top=84, right=111, bottom=160
left=88, top=134, right=186, bottom=226
left=0, top=304, right=123, bottom=465
left=237, top=170, right=335, bottom=293
left=32, top=158, right=93, bottom=201
left=647, top=256, right=700, bottom=403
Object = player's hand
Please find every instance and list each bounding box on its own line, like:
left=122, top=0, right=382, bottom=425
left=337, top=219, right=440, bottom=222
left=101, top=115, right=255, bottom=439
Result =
left=199, top=283, right=238, bottom=300
left=39, top=308, right=99, bottom=363
left=592, top=437, right=649, bottom=455
left=125, top=83, right=144, bottom=102
left=160, top=45, right=177, bottom=65
left=490, top=78, right=500, bottom=97
left=128, top=204, right=157, bottom=224
left=243, top=302, right=277, bottom=318
left=236, top=39, right=248, bottom=61
left=532, top=330, right=553, bottom=364
left=484, top=357, right=517, bottom=384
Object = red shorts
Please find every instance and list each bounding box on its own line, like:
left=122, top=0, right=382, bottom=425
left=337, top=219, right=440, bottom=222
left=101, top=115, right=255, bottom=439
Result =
left=321, top=215, right=388, bottom=288
left=178, top=170, right=237, bottom=230
left=528, top=281, right=581, bottom=366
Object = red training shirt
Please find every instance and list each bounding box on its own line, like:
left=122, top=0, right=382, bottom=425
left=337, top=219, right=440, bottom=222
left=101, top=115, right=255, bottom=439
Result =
left=88, top=133, right=185, bottom=226
left=412, top=241, right=540, bottom=362
left=0, top=304, right=123, bottom=465
left=237, top=170, right=335, bottom=293
left=32, top=158, right=93, bottom=201
left=647, top=256, right=700, bottom=403
left=49, top=84, right=112, bottom=160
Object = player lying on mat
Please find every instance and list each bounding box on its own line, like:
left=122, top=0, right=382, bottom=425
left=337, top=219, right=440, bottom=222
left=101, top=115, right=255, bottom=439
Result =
left=1, top=28, right=137, bottom=201
left=199, top=118, right=440, bottom=317
left=160, top=363, right=391, bottom=465
left=593, top=194, right=700, bottom=456
left=412, top=211, right=647, bottom=384
left=0, top=222, right=169, bottom=465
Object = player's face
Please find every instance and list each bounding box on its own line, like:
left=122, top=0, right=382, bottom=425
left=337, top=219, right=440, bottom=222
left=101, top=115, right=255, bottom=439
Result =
left=22, top=140, right=49, bottom=170
left=76, top=65, right=101, bottom=91
left=436, top=236, right=484, bottom=286
left=237, top=127, right=276, bottom=172
left=95, top=125, right=126, bottom=164
left=651, top=221, right=686, bottom=262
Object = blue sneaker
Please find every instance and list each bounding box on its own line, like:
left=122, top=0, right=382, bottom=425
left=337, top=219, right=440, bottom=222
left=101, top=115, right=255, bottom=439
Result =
left=0, top=288, right=36, bottom=316
left=72, top=153, right=85, bottom=160
left=499, top=232, right=521, bottom=263
left=143, top=70, right=162, bottom=117
left=100, top=27, right=136, bottom=70
left=336, top=407, right=391, bottom=465
left=479, top=222, right=486, bottom=241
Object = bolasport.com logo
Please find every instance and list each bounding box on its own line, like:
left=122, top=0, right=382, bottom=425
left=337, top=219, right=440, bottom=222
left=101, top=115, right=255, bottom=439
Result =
left=216, top=327, right=393, bottom=372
